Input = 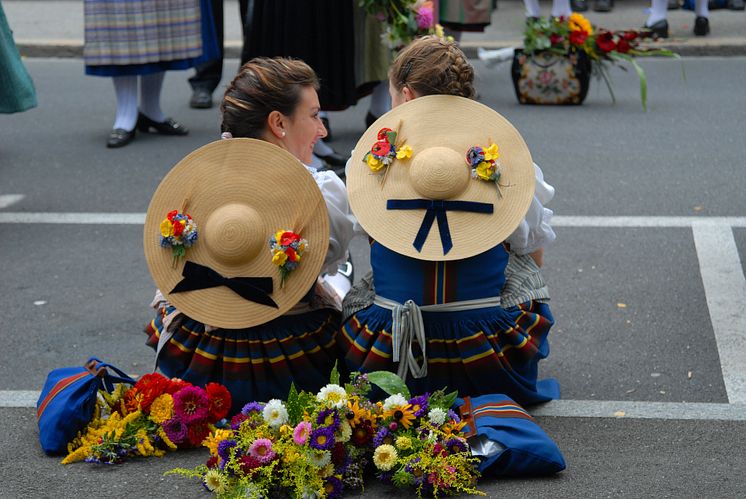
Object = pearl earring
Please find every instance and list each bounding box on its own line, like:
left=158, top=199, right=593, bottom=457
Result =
left=281, top=131, right=286, bottom=137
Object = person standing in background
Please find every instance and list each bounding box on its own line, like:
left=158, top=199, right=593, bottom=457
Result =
left=0, top=1, right=37, bottom=114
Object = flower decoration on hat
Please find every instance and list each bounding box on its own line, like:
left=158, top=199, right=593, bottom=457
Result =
left=363, top=127, right=412, bottom=174
left=466, top=143, right=506, bottom=196
left=160, top=210, right=198, bottom=266
left=269, top=230, right=308, bottom=287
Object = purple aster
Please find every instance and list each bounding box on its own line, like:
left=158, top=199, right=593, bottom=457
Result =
left=408, top=394, right=429, bottom=418
left=445, top=438, right=468, bottom=454
left=241, top=401, right=264, bottom=415
left=162, top=417, right=188, bottom=444
left=324, top=476, right=344, bottom=499
left=405, top=457, right=426, bottom=486
left=217, top=439, right=237, bottom=462
left=316, top=408, right=341, bottom=431
left=309, top=426, right=336, bottom=450
left=467, top=146, right=485, bottom=167
left=373, top=427, right=392, bottom=448
left=447, top=409, right=461, bottom=423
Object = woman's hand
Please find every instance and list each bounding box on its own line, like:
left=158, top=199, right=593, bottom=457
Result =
left=530, top=248, right=544, bottom=267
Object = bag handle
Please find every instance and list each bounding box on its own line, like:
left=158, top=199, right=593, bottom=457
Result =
left=85, top=358, right=136, bottom=390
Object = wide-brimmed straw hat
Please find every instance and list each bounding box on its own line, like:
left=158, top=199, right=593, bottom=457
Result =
left=347, top=95, right=535, bottom=261
left=144, top=139, right=329, bottom=329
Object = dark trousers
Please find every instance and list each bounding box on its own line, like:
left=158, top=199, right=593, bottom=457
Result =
left=188, top=0, right=248, bottom=93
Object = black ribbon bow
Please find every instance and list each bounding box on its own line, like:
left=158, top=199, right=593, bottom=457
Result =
left=386, top=199, right=494, bottom=254
left=170, top=261, right=279, bottom=309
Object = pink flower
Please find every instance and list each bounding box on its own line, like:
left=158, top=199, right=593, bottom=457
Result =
left=416, top=6, right=434, bottom=30
left=293, top=421, right=312, bottom=445
left=172, top=386, right=210, bottom=425
left=249, top=438, right=276, bottom=464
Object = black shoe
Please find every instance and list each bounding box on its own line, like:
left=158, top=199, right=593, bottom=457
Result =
left=667, top=0, right=680, bottom=9
left=644, top=19, right=669, bottom=38
left=316, top=150, right=349, bottom=167
left=137, top=113, right=189, bottom=135
left=526, top=16, right=540, bottom=24
left=106, top=128, right=135, bottom=148
left=321, top=116, right=332, bottom=142
left=728, top=0, right=744, bottom=10
left=189, top=88, right=212, bottom=109
left=365, top=111, right=379, bottom=128
left=593, top=0, right=613, bottom=12
left=571, top=0, right=588, bottom=12
left=693, top=16, right=710, bottom=36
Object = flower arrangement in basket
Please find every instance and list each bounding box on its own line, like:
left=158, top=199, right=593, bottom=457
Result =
left=62, top=373, right=231, bottom=464
left=515, top=13, right=679, bottom=109
left=169, top=368, right=483, bottom=498
left=359, top=0, right=445, bottom=49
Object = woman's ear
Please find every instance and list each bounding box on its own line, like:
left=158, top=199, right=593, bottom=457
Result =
left=266, top=110, right=286, bottom=139
left=402, top=86, right=416, bottom=102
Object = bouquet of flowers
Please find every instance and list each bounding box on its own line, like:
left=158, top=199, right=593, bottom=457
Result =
left=62, top=373, right=231, bottom=465
left=522, top=13, right=679, bottom=109
left=359, top=0, right=444, bottom=49
left=269, top=230, right=308, bottom=287
left=170, top=368, right=482, bottom=498
left=159, top=209, right=198, bottom=265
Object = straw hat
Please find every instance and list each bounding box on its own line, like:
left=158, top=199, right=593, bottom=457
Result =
left=347, top=95, right=535, bottom=261
left=144, top=139, right=329, bottom=329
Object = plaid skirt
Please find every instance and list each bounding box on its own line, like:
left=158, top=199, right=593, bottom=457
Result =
left=339, top=300, right=559, bottom=406
left=145, top=305, right=341, bottom=414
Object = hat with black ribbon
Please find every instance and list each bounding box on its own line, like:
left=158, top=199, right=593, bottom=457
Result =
left=143, top=138, right=329, bottom=328
left=347, top=95, right=535, bottom=261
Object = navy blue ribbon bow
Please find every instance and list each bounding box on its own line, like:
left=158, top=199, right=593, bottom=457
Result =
left=171, top=261, right=279, bottom=309
left=386, top=199, right=494, bottom=254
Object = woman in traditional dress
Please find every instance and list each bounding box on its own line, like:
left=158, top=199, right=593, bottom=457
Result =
left=144, top=57, right=355, bottom=413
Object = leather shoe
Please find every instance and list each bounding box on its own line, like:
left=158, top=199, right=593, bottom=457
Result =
left=106, top=128, right=135, bottom=148
left=571, top=0, right=588, bottom=11
left=137, top=113, right=189, bottom=135
left=693, top=16, right=710, bottom=36
left=316, top=150, right=349, bottom=167
left=667, top=0, right=680, bottom=9
left=593, top=0, right=613, bottom=12
left=644, top=19, right=669, bottom=38
left=189, top=88, right=212, bottom=109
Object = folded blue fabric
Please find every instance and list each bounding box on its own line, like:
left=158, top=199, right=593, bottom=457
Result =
left=457, top=394, right=566, bottom=476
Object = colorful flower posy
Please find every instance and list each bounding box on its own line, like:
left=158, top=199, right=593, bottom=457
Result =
left=359, top=0, right=445, bottom=49
left=466, top=143, right=501, bottom=184
left=363, top=127, right=412, bottom=174
left=159, top=210, right=198, bottom=262
left=269, top=230, right=307, bottom=287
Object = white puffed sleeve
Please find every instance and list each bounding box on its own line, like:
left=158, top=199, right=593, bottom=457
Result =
left=306, top=166, right=356, bottom=275
left=505, top=163, right=556, bottom=255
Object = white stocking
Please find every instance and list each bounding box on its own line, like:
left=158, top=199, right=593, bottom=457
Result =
left=139, top=72, right=166, bottom=122
left=112, top=75, right=138, bottom=131
left=646, top=0, right=668, bottom=26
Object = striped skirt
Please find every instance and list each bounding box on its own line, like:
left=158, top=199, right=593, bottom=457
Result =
left=145, top=304, right=341, bottom=414
left=339, top=300, right=559, bottom=406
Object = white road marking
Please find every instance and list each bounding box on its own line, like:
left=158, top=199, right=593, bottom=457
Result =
left=2, top=390, right=743, bottom=421
left=0, top=194, right=25, bottom=209
left=0, top=212, right=144, bottom=224
left=692, top=223, right=746, bottom=404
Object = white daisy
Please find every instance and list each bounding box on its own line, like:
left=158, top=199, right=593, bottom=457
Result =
left=203, top=469, right=228, bottom=493
left=262, top=399, right=288, bottom=428
left=383, top=393, right=408, bottom=411
left=308, top=449, right=332, bottom=468
left=316, top=384, right=347, bottom=409
left=336, top=420, right=352, bottom=443
left=428, top=407, right=447, bottom=426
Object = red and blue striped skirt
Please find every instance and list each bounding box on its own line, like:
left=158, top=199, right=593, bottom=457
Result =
left=339, top=300, right=559, bottom=406
left=145, top=305, right=341, bottom=414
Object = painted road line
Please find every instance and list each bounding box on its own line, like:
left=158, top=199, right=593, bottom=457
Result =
left=2, top=213, right=746, bottom=227
left=2, top=390, right=744, bottom=421
left=692, top=223, right=746, bottom=404
left=0, top=195, right=24, bottom=209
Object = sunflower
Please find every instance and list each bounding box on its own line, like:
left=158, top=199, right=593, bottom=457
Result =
left=345, top=397, right=370, bottom=427
left=384, top=403, right=417, bottom=430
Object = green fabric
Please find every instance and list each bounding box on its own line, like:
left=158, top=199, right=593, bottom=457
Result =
left=0, top=2, right=37, bottom=113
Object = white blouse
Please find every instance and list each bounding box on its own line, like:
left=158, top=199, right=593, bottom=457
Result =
left=305, top=166, right=356, bottom=275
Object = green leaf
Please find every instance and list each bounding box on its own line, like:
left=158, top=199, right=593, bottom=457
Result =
left=285, top=382, right=302, bottom=425
left=367, top=371, right=411, bottom=398
left=442, top=390, right=459, bottom=409
left=386, top=130, right=397, bottom=145
left=330, top=361, right=340, bottom=386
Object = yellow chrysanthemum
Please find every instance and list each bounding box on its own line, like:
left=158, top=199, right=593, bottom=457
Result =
left=475, top=161, right=496, bottom=181
left=483, top=143, right=499, bottom=161
left=373, top=444, right=398, bottom=471
left=159, top=219, right=173, bottom=237
left=395, top=436, right=412, bottom=451
left=203, top=469, right=228, bottom=493
left=204, top=429, right=233, bottom=457
left=396, top=144, right=413, bottom=160
left=272, top=250, right=288, bottom=266
left=149, top=393, right=174, bottom=424
left=367, top=154, right=384, bottom=172
left=568, top=13, right=593, bottom=35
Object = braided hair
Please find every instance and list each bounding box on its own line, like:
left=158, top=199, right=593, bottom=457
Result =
left=389, top=36, right=476, bottom=100
left=220, top=57, right=320, bottom=138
